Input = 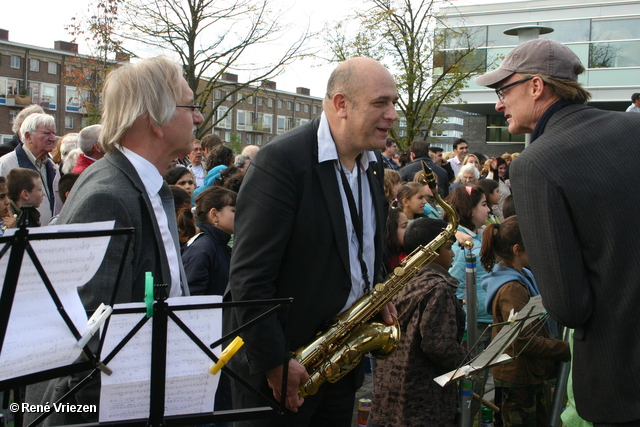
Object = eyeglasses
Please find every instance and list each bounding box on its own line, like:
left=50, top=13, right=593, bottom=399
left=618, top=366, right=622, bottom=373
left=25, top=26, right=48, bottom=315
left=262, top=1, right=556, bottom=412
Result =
left=177, top=104, right=202, bottom=112
left=495, top=77, right=533, bottom=102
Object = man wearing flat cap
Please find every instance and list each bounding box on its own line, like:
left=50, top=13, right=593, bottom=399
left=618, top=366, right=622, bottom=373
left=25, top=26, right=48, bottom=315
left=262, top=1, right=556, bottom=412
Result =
left=475, top=38, right=640, bottom=426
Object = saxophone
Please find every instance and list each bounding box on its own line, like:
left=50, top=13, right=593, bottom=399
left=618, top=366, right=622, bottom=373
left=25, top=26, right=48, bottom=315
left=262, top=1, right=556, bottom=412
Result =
left=293, top=161, right=459, bottom=397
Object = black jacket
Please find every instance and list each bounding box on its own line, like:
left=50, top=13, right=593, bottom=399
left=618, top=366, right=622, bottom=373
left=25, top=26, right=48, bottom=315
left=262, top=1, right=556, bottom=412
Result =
left=182, top=222, right=232, bottom=296
left=399, top=156, right=450, bottom=198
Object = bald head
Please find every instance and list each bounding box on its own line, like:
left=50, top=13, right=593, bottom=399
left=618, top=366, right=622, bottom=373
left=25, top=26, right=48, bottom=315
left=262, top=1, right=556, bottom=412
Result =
left=325, top=57, right=393, bottom=104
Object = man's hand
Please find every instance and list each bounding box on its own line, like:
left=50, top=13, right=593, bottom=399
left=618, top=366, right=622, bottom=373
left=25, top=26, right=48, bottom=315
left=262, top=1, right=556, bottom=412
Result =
left=380, top=302, right=397, bottom=325
left=265, top=360, right=310, bottom=413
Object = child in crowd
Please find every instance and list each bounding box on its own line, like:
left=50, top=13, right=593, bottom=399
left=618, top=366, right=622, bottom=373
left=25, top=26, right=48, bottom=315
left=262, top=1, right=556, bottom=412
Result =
left=369, top=218, right=467, bottom=427
left=383, top=169, right=401, bottom=204
left=165, top=166, right=196, bottom=197
left=0, top=177, right=16, bottom=234
left=171, top=186, right=198, bottom=248
left=478, top=178, right=503, bottom=223
left=412, top=171, right=441, bottom=219
left=49, top=173, right=79, bottom=225
left=181, top=186, right=236, bottom=416
left=502, top=195, right=516, bottom=219
left=383, top=207, right=408, bottom=275
left=182, top=186, right=236, bottom=296
left=481, top=216, right=570, bottom=427
left=7, top=168, right=45, bottom=227
left=393, top=182, right=427, bottom=221
left=445, top=184, right=492, bottom=350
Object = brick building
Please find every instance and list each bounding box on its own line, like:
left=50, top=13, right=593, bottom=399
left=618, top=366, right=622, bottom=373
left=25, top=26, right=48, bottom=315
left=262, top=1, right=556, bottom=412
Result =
left=0, top=29, right=125, bottom=143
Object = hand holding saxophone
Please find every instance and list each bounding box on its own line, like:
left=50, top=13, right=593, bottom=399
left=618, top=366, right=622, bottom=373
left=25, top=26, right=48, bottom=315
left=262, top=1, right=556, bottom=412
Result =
left=266, top=360, right=310, bottom=412
left=380, top=302, right=398, bottom=325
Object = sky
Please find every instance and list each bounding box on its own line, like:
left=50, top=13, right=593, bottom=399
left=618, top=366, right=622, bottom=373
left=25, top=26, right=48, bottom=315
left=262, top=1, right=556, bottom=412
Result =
left=2, top=0, right=526, bottom=97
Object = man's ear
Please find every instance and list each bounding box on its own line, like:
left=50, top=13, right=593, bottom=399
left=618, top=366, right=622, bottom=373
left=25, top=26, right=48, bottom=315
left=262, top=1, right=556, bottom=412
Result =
left=333, top=93, right=348, bottom=118
left=410, top=152, right=416, bottom=161
left=149, top=117, right=164, bottom=139
left=19, top=189, right=29, bottom=201
left=531, top=76, right=546, bottom=99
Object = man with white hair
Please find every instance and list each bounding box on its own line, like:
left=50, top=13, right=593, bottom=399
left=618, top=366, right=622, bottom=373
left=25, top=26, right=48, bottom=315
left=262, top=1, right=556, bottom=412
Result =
left=0, top=113, right=61, bottom=224
left=241, top=144, right=259, bottom=159
left=0, top=104, right=44, bottom=156
left=24, top=56, right=204, bottom=426
left=475, top=37, right=640, bottom=426
left=72, top=124, right=104, bottom=173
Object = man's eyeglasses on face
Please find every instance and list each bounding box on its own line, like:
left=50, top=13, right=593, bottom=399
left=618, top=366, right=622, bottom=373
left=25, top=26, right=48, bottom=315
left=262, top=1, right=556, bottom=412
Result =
left=495, top=77, right=533, bottom=102
left=177, top=104, right=202, bottom=113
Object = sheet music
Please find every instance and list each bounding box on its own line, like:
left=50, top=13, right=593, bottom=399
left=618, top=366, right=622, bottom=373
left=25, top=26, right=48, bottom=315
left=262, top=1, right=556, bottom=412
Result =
left=434, top=295, right=546, bottom=386
left=99, top=296, right=223, bottom=423
left=0, top=221, right=114, bottom=382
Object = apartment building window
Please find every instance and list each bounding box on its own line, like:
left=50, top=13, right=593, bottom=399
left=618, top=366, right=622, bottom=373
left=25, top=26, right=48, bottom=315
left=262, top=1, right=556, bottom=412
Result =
left=216, top=106, right=232, bottom=129
left=237, top=110, right=253, bottom=131
left=9, top=110, right=18, bottom=125
left=28, top=82, right=57, bottom=109
left=277, top=115, right=291, bottom=134
left=246, top=134, right=252, bottom=145
left=66, top=86, right=89, bottom=112
left=287, top=101, right=292, bottom=110
left=277, top=99, right=283, bottom=109
left=257, top=97, right=263, bottom=106
left=0, top=79, right=6, bottom=101
left=313, top=105, right=319, bottom=115
left=295, top=118, right=309, bottom=127
left=295, top=102, right=301, bottom=112
left=30, top=59, right=40, bottom=72
left=214, top=89, right=222, bottom=99
left=247, top=96, right=254, bottom=104
left=255, top=134, right=263, bottom=146
left=48, top=62, right=57, bottom=74
left=267, top=98, right=273, bottom=108
left=304, top=104, right=309, bottom=113
left=224, top=131, right=232, bottom=142
left=65, top=116, right=74, bottom=129
left=10, top=56, right=20, bottom=69
left=255, top=113, right=272, bottom=133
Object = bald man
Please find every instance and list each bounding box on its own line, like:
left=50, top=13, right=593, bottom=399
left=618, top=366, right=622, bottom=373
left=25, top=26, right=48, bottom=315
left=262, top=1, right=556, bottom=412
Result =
left=228, top=57, right=398, bottom=426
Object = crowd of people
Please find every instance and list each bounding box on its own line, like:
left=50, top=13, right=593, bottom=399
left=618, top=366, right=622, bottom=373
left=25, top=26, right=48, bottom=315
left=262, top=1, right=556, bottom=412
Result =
left=3, top=37, right=639, bottom=427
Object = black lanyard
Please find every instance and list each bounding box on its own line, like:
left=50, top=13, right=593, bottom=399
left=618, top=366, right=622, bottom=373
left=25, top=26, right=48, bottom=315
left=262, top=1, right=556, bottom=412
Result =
left=338, top=155, right=370, bottom=292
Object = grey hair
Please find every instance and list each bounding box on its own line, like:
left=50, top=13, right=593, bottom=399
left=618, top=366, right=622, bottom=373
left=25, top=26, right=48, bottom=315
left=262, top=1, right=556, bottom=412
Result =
left=62, top=148, right=82, bottom=175
left=234, top=154, right=250, bottom=168
left=20, top=113, right=55, bottom=139
left=60, top=133, right=80, bottom=157
left=79, top=124, right=102, bottom=155
left=13, top=105, right=45, bottom=135
left=457, top=163, right=480, bottom=182
left=100, top=56, right=185, bottom=152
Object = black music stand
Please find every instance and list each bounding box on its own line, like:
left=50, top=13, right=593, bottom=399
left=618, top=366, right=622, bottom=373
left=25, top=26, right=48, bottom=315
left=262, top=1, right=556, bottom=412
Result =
left=0, top=208, right=133, bottom=425
left=1, top=209, right=295, bottom=426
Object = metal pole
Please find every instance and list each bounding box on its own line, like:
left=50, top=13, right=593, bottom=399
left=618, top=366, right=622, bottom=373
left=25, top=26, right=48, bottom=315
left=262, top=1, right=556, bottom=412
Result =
left=549, top=327, right=571, bottom=426
left=459, top=378, right=473, bottom=427
left=465, top=245, right=478, bottom=354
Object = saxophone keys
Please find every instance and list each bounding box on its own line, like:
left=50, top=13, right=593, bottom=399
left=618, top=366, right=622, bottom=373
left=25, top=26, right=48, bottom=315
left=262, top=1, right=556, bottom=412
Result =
left=375, top=283, right=386, bottom=292
left=393, top=266, right=405, bottom=276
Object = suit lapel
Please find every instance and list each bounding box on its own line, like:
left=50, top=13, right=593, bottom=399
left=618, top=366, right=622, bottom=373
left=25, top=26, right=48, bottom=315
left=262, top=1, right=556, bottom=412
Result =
left=316, top=160, right=351, bottom=276
left=108, top=150, right=173, bottom=288
left=366, top=156, right=385, bottom=283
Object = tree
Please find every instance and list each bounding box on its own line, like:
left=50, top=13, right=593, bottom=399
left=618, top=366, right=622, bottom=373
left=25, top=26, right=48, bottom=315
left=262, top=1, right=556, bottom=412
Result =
left=65, top=0, right=129, bottom=125
left=119, top=0, right=315, bottom=138
left=323, top=0, right=488, bottom=148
